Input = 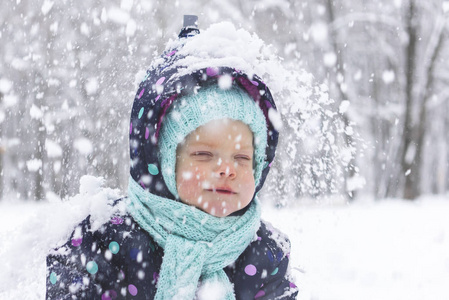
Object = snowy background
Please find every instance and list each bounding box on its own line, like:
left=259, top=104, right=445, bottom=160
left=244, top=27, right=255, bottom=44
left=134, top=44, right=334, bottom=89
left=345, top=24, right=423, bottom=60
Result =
left=1, top=183, right=449, bottom=299
left=1, top=0, right=449, bottom=299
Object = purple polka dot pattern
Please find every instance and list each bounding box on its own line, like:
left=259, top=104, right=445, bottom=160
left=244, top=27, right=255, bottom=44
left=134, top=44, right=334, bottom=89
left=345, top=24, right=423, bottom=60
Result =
left=145, top=127, right=150, bottom=140
left=257, top=236, right=262, bottom=241
left=101, top=290, right=117, bottom=300
left=128, top=284, right=138, bottom=296
left=101, top=293, right=111, bottom=300
left=206, top=67, right=219, bottom=77
left=167, top=50, right=176, bottom=56
left=155, top=95, right=161, bottom=102
left=71, top=238, right=82, bottom=247
left=155, top=77, right=166, bottom=85
left=244, top=264, right=257, bottom=276
left=254, top=290, right=265, bottom=299
left=129, top=122, right=133, bottom=134
left=153, top=272, right=159, bottom=284
left=160, top=97, right=171, bottom=107
left=289, top=282, right=297, bottom=288
left=138, top=88, right=145, bottom=99
left=110, top=216, right=124, bottom=225
left=251, top=80, right=259, bottom=86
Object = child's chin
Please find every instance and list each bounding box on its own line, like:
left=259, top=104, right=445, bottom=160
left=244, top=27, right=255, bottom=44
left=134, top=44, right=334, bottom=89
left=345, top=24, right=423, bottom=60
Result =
left=203, top=206, right=232, bottom=217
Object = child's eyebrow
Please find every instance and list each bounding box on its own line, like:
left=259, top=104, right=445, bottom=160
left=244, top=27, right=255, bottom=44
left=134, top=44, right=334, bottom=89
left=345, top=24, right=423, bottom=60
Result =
left=187, top=141, right=214, bottom=147
left=187, top=141, right=253, bottom=150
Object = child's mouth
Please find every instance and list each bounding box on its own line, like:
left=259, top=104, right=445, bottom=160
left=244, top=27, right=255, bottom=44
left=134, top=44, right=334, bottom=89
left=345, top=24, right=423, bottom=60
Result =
left=206, top=188, right=236, bottom=194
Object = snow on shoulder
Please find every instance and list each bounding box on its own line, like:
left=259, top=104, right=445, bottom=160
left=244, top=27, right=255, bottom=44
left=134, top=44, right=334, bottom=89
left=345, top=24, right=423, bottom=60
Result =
left=76, top=175, right=126, bottom=231
left=0, top=175, right=124, bottom=300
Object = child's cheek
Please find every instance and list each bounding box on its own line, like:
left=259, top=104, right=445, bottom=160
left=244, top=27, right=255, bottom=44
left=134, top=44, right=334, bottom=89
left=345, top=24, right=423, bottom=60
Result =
left=178, top=168, right=208, bottom=192
left=190, top=167, right=208, bottom=183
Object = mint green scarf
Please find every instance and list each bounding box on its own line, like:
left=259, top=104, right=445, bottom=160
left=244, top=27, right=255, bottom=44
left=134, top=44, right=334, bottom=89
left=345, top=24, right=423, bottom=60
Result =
left=127, top=177, right=261, bottom=300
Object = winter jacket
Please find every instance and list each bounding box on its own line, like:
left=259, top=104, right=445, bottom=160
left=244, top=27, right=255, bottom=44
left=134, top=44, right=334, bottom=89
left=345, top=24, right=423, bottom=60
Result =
left=46, top=22, right=298, bottom=299
left=46, top=207, right=297, bottom=299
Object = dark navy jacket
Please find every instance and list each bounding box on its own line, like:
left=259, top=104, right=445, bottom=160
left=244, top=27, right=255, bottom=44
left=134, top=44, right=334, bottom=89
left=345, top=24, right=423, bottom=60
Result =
left=46, top=23, right=298, bottom=299
left=46, top=208, right=297, bottom=299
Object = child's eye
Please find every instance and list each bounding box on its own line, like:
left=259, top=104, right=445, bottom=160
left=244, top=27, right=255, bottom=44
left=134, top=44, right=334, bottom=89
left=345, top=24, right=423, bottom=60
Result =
left=192, top=151, right=213, bottom=160
left=235, top=155, right=251, bottom=161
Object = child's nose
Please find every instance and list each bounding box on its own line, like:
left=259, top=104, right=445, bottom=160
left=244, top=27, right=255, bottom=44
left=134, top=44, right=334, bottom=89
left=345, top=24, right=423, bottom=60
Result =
left=216, top=160, right=236, bottom=178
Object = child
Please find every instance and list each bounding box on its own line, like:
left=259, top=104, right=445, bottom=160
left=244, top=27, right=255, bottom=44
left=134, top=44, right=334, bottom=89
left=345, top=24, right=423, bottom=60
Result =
left=46, top=18, right=298, bottom=300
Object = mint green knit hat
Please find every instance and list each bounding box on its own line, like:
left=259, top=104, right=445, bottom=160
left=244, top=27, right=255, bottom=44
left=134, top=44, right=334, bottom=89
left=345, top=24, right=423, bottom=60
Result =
left=159, top=84, right=268, bottom=199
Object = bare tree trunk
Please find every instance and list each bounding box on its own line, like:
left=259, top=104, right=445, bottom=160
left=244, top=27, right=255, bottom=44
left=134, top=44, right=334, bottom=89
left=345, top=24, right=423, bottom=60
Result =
left=34, top=118, right=45, bottom=201
left=401, top=1, right=445, bottom=200
left=326, top=0, right=357, bottom=199
left=414, top=14, right=445, bottom=195
left=0, top=92, right=3, bottom=199
left=446, top=99, right=449, bottom=192
left=400, top=0, right=418, bottom=200
left=370, top=66, right=383, bottom=198
left=32, top=73, right=47, bottom=201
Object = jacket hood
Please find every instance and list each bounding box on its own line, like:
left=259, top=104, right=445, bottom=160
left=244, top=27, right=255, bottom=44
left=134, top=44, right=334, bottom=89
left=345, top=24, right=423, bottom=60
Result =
left=129, top=22, right=279, bottom=201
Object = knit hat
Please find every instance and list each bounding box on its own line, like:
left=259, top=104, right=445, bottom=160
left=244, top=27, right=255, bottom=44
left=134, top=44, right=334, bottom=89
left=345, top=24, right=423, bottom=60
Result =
left=159, top=84, right=268, bottom=199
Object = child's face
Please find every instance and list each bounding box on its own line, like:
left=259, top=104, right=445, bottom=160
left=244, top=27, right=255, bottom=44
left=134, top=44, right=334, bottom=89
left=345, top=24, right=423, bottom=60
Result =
left=175, top=119, right=256, bottom=217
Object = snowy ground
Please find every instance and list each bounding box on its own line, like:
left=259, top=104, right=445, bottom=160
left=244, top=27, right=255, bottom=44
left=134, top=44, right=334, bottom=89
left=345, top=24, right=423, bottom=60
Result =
left=263, top=197, right=449, bottom=300
left=1, top=184, right=448, bottom=299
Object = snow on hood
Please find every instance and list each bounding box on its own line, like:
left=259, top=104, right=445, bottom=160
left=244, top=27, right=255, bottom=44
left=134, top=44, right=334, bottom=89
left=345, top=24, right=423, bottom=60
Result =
left=155, top=22, right=274, bottom=81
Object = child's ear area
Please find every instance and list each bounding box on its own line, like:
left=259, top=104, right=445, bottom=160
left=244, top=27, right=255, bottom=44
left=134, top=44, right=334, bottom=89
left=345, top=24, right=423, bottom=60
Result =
left=176, top=138, right=188, bottom=154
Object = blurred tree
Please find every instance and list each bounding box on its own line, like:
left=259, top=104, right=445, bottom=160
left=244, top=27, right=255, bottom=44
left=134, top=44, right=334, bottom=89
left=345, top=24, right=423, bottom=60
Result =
left=1, top=0, right=449, bottom=203
left=399, top=0, right=447, bottom=199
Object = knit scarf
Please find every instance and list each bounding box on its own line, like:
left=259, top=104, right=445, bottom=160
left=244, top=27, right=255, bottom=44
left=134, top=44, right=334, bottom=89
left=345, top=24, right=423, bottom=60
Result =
left=127, top=177, right=261, bottom=300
